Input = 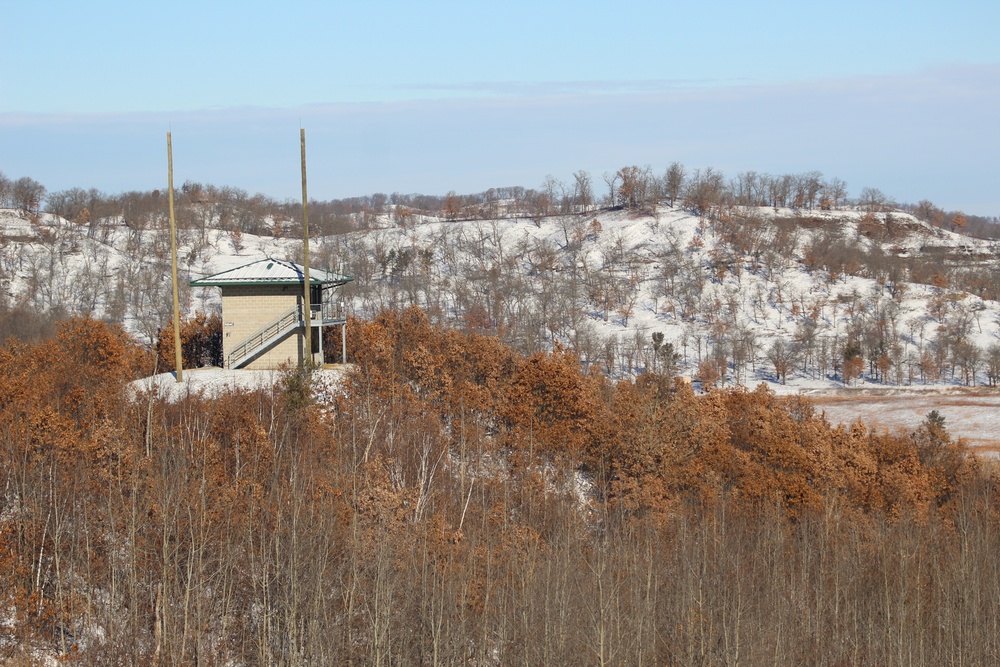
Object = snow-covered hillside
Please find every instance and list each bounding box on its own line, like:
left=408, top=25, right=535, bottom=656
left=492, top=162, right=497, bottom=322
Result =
left=3, top=204, right=1000, bottom=392
left=328, top=205, right=1000, bottom=392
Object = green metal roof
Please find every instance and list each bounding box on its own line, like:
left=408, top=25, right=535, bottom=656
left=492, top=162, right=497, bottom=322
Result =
left=189, top=257, right=354, bottom=288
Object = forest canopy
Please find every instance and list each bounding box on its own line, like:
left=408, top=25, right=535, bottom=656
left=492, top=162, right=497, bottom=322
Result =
left=1, top=310, right=997, bottom=665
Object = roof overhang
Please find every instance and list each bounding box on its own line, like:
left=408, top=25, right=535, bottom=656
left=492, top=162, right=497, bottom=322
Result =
left=189, top=257, right=354, bottom=288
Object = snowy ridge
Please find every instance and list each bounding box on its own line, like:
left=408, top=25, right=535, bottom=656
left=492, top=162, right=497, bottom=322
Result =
left=334, top=205, right=1000, bottom=391
left=2, top=204, right=1000, bottom=394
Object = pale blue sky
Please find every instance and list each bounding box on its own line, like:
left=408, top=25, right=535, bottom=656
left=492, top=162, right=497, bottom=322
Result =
left=2, top=0, right=998, bottom=213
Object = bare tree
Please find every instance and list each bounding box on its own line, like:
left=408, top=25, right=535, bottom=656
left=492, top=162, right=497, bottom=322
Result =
left=801, top=171, right=824, bottom=209
left=664, top=162, right=686, bottom=207
left=767, top=174, right=795, bottom=208
left=733, top=171, right=766, bottom=207
left=11, top=176, right=47, bottom=217
left=823, top=177, right=848, bottom=209
left=541, top=175, right=563, bottom=216
left=616, top=165, right=654, bottom=211
left=986, top=343, right=1000, bottom=386
left=683, top=167, right=726, bottom=218
left=601, top=171, right=620, bottom=207
left=858, top=187, right=891, bottom=213
left=0, top=170, right=12, bottom=207
left=767, top=339, right=795, bottom=384
left=915, top=199, right=945, bottom=226
left=46, top=187, right=108, bottom=225
left=573, top=170, right=593, bottom=212
left=443, top=191, right=462, bottom=220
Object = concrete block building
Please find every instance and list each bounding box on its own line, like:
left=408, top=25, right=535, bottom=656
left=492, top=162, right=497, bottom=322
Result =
left=190, top=258, right=353, bottom=370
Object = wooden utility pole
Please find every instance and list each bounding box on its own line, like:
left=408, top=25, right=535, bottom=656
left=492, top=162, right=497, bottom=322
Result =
left=300, top=128, right=312, bottom=367
left=167, top=132, right=183, bottom=382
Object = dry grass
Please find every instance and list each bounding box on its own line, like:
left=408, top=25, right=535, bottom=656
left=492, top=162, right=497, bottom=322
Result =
left=802, top=387, right=1000, bottom=453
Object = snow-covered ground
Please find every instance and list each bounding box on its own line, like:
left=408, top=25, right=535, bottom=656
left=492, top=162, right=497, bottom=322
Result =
left=129, top=366, right=349, bottom=403
left=5, top=204, right=1000, bottom=451
left=329, top=205, right=1000, bottom=388
left=6, top=204, right=997, bottom=375
left=799, top=387, right=1000, bottom=454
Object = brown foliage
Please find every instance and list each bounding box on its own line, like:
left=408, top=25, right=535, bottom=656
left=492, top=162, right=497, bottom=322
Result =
left=501, top=345, right=601, bottom=458
left=0, top=319, right=151, bottom=654
left=1, top=308, right=997, bottom=664
left=156, top=310, right=223, bottom=369
left=590, top=380, right=954, bottom=522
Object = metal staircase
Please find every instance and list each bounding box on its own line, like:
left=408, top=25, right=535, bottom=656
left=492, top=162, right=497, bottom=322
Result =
left=227, top=305, right=302, bottom=369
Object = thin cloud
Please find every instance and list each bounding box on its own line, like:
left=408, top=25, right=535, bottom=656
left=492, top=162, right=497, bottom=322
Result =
left=2, top=65, right=997, bottom=214
left=390, top=78, right=748, bottom=97
left=4, top=64, right=997, bottom=126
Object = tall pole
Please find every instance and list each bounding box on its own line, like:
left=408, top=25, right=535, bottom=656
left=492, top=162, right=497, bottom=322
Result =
left=167, top=132, right=183, bottom=382
left=300, top=128, right=312, bottom=368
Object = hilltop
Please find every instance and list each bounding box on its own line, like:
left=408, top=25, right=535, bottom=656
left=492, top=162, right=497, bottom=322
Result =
left=3, top=199, right=998, bottom=391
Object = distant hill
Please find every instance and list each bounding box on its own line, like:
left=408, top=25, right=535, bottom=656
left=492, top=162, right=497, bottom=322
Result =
left=2, top=200, right=1000, bottom=391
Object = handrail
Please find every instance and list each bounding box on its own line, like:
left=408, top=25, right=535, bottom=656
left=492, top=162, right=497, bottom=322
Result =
left=227, top=304, right=301, bottom=368
left=226, top=298, right=349, bottom=369
left=309, top=299, right=347, bottom=322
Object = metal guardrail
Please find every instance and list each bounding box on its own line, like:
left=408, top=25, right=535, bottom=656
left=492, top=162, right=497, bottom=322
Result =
left=226, top=299, right=349, bottom=369
left=310, top=300, right=347, bottom=323
left=227, top=305, right=301, bottom=369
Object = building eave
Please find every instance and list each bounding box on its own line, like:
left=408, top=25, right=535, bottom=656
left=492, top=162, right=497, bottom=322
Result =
left=188, top=257, right=354, bottom=288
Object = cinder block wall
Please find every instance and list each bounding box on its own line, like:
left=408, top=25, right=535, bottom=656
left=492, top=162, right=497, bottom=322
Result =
left=221, top=285, right=304, bottom=369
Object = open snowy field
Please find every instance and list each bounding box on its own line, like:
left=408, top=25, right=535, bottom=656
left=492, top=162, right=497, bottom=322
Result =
left=130, top=366, right=349, bottom=403
left=797, top=387, right=1000, bottom=454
